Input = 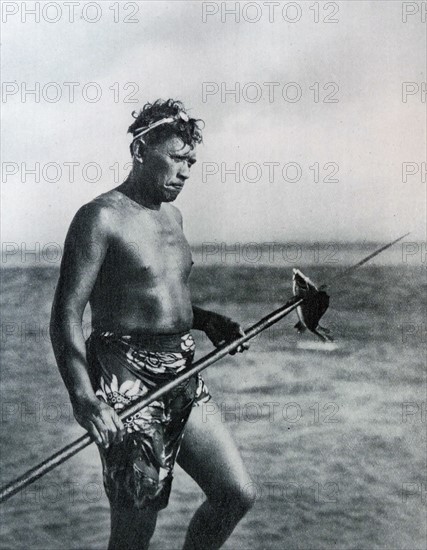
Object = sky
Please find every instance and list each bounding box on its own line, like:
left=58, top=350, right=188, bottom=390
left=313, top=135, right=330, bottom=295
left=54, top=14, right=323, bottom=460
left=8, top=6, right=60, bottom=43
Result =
left=1, top=0, right=426, bottom=246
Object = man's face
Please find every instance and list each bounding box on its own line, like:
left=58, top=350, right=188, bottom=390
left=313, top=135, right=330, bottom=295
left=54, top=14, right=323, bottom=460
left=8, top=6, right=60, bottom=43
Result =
left=141, top=136, right=197, bottom=203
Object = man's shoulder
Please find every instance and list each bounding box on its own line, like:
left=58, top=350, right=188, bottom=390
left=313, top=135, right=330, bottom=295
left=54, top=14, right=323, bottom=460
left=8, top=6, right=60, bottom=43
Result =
left=82, top=190, right=123, bottom=212
left=164, top=203, right=183, bottom=225
left=71, top=191, right=121, bottom=232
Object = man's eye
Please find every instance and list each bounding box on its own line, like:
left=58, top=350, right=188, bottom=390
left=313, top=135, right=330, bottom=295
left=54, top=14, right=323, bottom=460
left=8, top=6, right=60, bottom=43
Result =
left=172, top=156, right=194, bottom=167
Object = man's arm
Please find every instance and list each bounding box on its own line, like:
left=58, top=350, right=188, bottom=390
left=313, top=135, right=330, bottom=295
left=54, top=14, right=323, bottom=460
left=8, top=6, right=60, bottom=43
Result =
left=50, top=203, right=124, bottom=448
left=192, top=305, right=249, bottom=353
left=192, top=305, right=213, bottom=332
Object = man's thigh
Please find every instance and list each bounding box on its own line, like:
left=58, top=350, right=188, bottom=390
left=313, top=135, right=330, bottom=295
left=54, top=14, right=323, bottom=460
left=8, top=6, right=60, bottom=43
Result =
left=177, top=400, right=252, bottom=501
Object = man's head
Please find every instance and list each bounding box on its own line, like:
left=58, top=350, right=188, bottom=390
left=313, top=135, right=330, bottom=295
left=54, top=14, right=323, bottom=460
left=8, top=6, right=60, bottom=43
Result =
left=128, top=99, right=203, bottom=155
left=128, top=99, right=203, bottom=202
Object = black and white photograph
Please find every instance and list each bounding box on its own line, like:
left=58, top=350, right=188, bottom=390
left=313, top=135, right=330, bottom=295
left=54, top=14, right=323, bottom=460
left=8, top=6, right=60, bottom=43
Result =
left=1, top=1, right=426, bottom=549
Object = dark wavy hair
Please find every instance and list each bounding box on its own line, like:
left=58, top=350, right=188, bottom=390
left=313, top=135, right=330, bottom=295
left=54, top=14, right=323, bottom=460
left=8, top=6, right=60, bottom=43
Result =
left=128, top=99, right=204, bottom=155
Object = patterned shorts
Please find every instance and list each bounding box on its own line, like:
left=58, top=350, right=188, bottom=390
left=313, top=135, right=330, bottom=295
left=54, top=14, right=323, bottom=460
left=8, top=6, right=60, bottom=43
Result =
left=86, top=330, right=210, bottom=510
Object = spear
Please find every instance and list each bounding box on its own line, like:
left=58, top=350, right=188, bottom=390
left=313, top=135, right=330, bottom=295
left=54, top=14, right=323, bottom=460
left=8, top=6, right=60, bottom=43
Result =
left=0, top=233, right=409, bottom=504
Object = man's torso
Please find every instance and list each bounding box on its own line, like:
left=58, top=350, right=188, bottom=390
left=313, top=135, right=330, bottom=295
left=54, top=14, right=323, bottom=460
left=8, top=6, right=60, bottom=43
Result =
left=88, top=190, right=194, bottom=334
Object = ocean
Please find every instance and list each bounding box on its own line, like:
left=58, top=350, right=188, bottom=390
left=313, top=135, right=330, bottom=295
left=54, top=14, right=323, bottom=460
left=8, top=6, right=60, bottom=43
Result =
left=0, top=244, right=426, bottom=549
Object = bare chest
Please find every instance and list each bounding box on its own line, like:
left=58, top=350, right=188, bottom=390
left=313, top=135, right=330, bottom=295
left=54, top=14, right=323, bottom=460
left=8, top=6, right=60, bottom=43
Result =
left=103, top=207, right=193, bottom=282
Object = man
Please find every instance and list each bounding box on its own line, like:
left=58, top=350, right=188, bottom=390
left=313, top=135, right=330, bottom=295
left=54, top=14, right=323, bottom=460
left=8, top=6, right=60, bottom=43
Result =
left=50, top=99, right=255, bottom=550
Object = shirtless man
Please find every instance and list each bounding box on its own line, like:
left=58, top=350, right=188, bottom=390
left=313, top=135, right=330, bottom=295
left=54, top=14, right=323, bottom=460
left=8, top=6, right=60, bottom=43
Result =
left=50, top=99, right=255, bottom=550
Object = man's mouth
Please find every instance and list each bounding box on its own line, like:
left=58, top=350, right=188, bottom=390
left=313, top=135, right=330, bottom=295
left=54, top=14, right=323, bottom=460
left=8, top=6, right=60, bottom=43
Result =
left=169, top=183, right=184, bottom=191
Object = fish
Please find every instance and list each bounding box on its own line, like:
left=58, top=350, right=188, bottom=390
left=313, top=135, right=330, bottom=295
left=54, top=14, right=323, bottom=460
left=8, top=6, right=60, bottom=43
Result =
left=292, top=268, right=333, bottom=342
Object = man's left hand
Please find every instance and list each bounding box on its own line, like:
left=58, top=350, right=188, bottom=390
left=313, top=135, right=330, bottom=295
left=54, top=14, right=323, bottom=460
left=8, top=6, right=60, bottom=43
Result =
left=204, top=313, right=250, bottom=354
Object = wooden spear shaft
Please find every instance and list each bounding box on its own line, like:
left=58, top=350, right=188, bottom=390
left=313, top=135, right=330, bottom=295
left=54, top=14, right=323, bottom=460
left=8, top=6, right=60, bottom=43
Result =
left=0, top=296, right=303, bottom=504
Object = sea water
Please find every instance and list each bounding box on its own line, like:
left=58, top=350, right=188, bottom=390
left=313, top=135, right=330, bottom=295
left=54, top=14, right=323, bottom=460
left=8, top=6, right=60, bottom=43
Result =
left=0, top=247, right=425, bottom=549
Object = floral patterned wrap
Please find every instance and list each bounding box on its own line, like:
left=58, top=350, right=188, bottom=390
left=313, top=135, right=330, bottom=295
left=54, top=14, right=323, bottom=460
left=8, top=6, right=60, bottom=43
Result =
left=86, top=330, right=210, bottom=510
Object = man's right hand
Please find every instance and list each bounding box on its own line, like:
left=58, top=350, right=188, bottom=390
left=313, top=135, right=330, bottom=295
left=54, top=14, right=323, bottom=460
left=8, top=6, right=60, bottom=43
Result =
left=72, top=396, right=126, bottom=449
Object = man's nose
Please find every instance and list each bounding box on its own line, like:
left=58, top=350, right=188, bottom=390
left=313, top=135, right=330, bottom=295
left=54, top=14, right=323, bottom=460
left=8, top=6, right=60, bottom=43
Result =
left=178, top=164, right=190, bottom=180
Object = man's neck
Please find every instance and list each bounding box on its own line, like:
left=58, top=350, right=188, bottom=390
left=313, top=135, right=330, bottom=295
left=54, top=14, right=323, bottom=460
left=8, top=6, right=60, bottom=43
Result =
left=117, top=171, right=161, bottom=211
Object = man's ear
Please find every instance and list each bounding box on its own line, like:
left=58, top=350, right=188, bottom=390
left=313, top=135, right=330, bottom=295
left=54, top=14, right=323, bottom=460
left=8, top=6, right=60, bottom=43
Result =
left=133, top=139, right=146, bottom=164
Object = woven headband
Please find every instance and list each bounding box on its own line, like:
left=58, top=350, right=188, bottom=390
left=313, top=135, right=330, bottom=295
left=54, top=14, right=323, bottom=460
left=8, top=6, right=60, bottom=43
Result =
left=132, top=111, right=190, bottom=142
